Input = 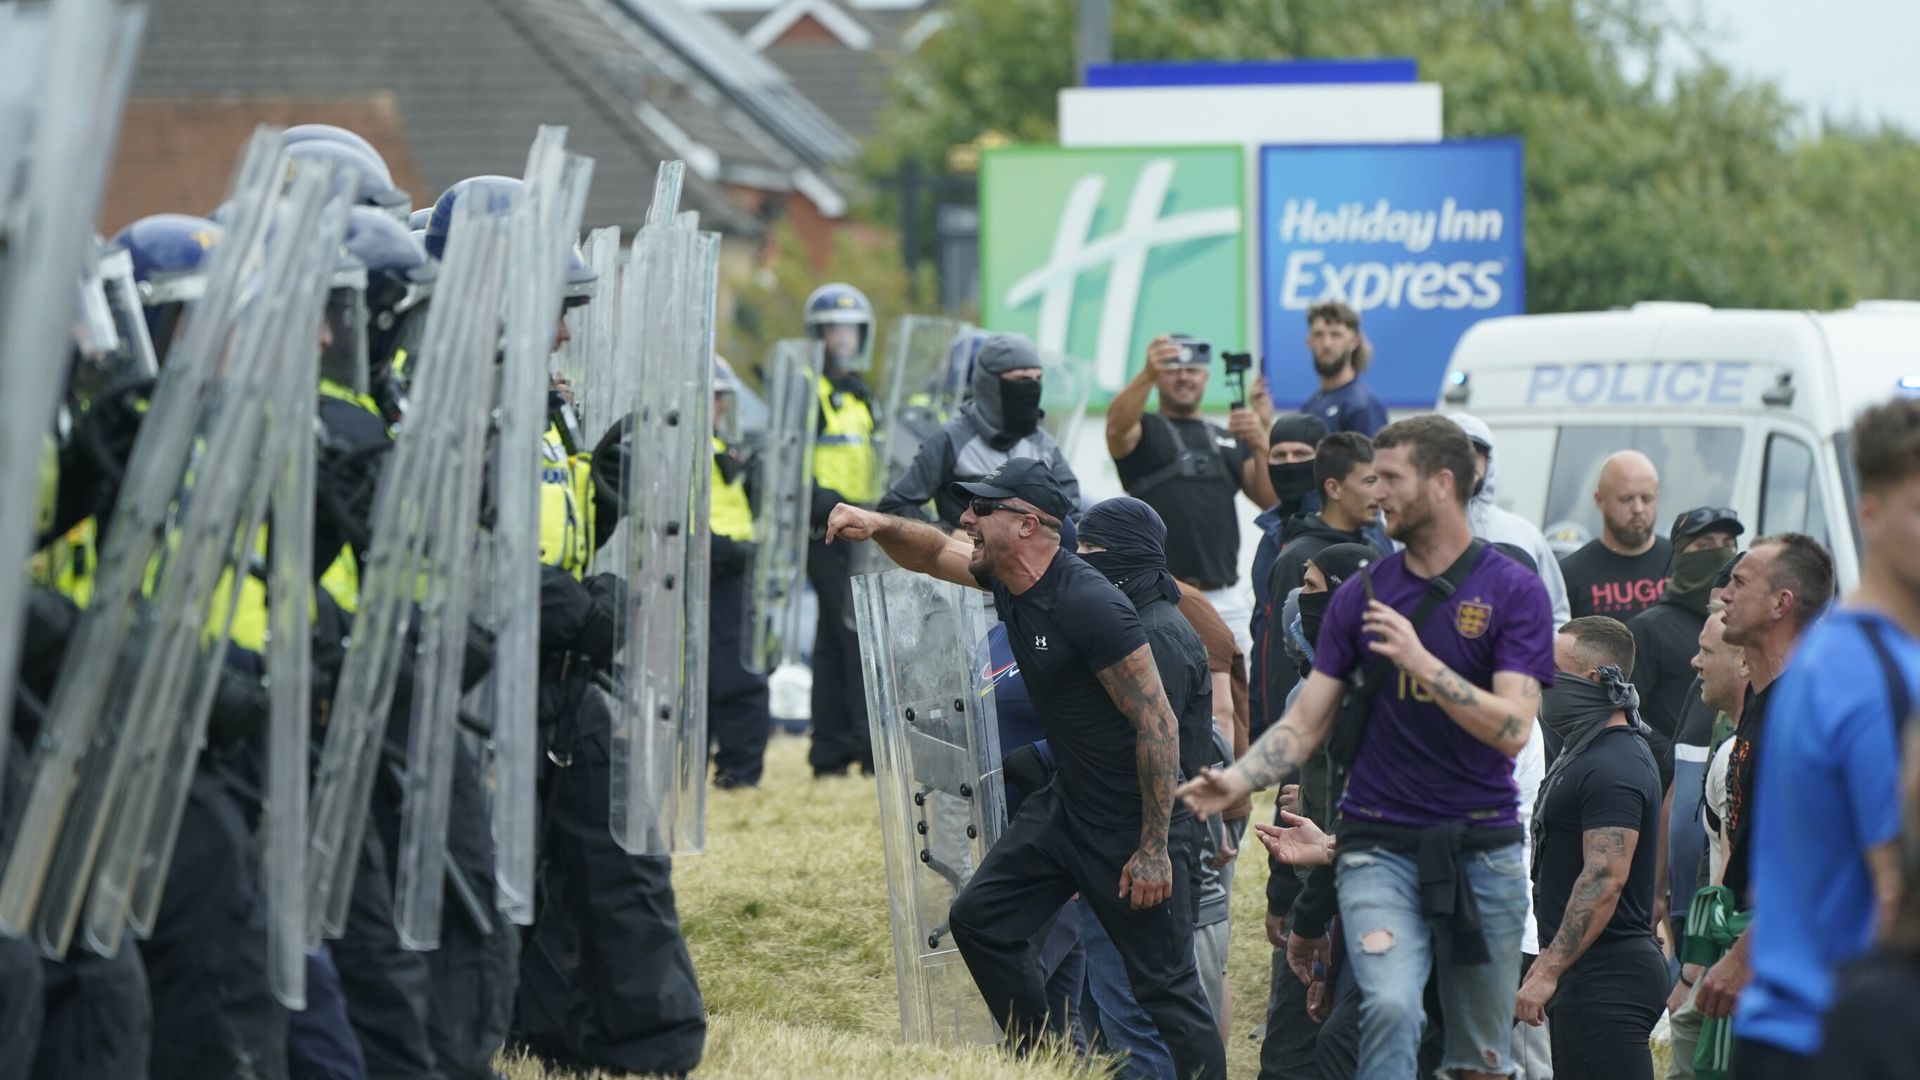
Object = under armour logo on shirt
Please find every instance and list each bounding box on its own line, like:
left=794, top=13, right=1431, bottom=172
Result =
left=1034, top=635, right=1048, bottom=650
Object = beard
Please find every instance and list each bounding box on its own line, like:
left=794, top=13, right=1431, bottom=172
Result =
left=1313, top=351, right=1348, bottom=377
left=1608, top=520, right=1653, bottom=549
left=967, top=532, right=992, bottom=578
left=1384, top=492, right=1433, bottom=543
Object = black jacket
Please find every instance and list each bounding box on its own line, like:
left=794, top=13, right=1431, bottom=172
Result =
left=1627, top=596, right=1705, bottom=788
left=1259, top=514, right=1377, bottom=724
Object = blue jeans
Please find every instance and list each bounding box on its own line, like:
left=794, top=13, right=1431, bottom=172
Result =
left=1335, top=841, right=1529, bottom=1078
left=1075, top=897, right=1174, bottom=1080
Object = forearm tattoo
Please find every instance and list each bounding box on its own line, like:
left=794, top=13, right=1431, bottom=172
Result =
left=1235, top=722, right=1306, bottom=792
left=1428, top=662, right=1535, bottom=747
left=1096, top=650, right=1179, bottom=855
left=1540, top=826, right=1632, bottom=974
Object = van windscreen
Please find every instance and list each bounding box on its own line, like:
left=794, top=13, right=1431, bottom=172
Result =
left=1540, top=425, right=1746, bottom=546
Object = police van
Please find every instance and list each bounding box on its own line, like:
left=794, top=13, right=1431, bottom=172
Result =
left=1435, top=301, right=1920, bottom=590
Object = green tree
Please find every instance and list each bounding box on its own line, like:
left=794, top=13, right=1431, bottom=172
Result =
left=870, top=0, right=1919, bottom=311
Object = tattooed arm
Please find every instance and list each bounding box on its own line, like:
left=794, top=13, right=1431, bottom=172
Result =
left=1359, top=598, right=1539, bottom=755
left=1177, top=670, right=1342, bottom=818
left=824, top=503, right=981, bottom=590
left=1515, top=825, right=1637, bottom=1024
left=1095, top=645, right=1181, bottom=909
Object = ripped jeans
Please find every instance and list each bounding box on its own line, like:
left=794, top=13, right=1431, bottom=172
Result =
left=1334, top=842, right=1528, bottom=1078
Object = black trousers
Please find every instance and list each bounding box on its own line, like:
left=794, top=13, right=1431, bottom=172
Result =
left=142, top=767, right=288, bottom=1080
left=1731, top=1036, right=1814, bottom=1080
left=334, top=786, right=444, bottom=1080
left=516, top=685, right=706, bottom=1076
left=427, top=735, right=518, bottom=1080
left=1546, top=937, right=1667, bottom=1080
left=31, top=944, right=150, bottom=1080
left=1259, top=934, right=1316, bottom=1079
left=805, top=536, right=869, bottom=773
left=946, top=785, right=1226, bottom=1080
left=707, top=565, right=771, bottom=787
left=287, top=946, right=369, bottom=1080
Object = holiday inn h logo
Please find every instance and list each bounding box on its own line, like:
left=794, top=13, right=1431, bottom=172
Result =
left=981, top=147, right=1246, bottom=409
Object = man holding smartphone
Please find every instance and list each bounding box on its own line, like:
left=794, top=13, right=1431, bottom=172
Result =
left=1179, top=416, right=1555, bottom=1080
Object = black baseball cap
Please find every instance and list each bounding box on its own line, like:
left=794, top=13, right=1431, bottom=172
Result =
left=1670, top=506, right=1744, bottom=546
left=951, top=457, right=1075, bottom=521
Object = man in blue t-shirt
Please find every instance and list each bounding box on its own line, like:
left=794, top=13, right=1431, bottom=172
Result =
left=1297, top=302, right=1388, bottom=438
left=1179, top=415, right=1553, bottom=1080
left=1731, top=399, right=1920, bottom=1078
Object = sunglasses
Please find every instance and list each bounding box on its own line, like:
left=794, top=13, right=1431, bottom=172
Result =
left=969, top=498, right=1031, bottom=519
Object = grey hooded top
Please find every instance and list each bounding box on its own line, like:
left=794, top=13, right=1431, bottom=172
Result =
left=1448, top=411, right=1573, bottom=626
left=877, top=334, right=1081, bottom=528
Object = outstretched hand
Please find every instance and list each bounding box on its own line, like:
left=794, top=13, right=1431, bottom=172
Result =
left=1253, top=811, right=1334, bottom=868
left=1175, top=766, right=1249, bottom=821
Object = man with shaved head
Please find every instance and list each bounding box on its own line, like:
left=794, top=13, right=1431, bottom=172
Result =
left=1559, top=451, right=1672, bottom=620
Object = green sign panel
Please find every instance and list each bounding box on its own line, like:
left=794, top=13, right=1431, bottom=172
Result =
left=980, top=145, right=1248, bottom=409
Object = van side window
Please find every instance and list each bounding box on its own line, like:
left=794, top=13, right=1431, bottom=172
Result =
left=1759, top=433, right=1828, bottom=547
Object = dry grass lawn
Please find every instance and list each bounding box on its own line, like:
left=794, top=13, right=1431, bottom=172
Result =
left=503, top=731, right=1673, bottom=1078
left=503, top=731, right=1283, bottom=1078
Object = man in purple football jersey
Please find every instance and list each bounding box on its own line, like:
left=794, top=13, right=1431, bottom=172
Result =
left=1180, top=414, right=1554, bottom=1080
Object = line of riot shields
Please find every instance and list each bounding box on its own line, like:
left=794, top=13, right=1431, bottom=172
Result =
left=2, top=49, right=719, bottom=1023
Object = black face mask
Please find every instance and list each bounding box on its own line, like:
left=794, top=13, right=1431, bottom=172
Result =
left=1269, top=461, right=1316, bottom=507
left=1298, top=590, right=1332, bottom=651
left=998, top=377, right=1043, bottom=439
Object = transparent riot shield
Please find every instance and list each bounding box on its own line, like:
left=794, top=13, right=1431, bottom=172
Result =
left=481, top=127, right=594, bottom=931
left=304, top=186, right=511, bottom=945
left=1036, top=349, right=1095, bottom=459
left=0, top=0, right=144, bottom=801
left=0, top=129, right=321, bottom=954
left=85, top=166, right=353, bottom=956
left=871, top=315, right=969, bottom=498
left=390, top=189, right=519, bottom=952
left=565, top=226, right=624, bottom=448
left=608, top=161, right=716, bottom=857
left=856, top=569, right=1007, bottom=1046
left=744, top=339, right=824, bottom=676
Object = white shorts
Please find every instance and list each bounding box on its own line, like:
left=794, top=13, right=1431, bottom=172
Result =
left=1202, top=583, right=1254, bottom=662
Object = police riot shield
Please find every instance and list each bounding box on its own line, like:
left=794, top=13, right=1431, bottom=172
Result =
left=304, top=180, right=512, bottom=945
left=0, top=0, right=144, bottom=797
left=561, top=226, right=624, bottom=448
left=1036, top=349, right=1095, bottom=459
left=855, top=569, right=1007, bottom=1046
left=0, top=129, right=333, bottom=954
left=743, top=339, right=823, bottom=676
left=389, top=176, right=527, bottom=951
left=871, top=316, right=969, bottom=499
left=608, top=162, right=716, bottom=857
left=87, top=164, right=354, bottom=956
left=478, top=127, right=594, bottom=932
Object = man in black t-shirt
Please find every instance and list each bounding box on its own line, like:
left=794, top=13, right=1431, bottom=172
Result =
left=1517, top=617, right=1666, bottom=1078
left=1693, top=533, right=1832, bottom=1028
left=1559, top=451, right=1671, bottom=619
left=1108, top=334, right=1278, bottom=660
left=824, top=459, right=1227, bottom=1079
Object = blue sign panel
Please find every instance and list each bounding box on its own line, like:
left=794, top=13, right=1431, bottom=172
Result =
left=1259, top=141, right=1525, bottom=410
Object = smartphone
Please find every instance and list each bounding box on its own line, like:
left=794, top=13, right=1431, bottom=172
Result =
left=1359, top=559, right=1375, bottom=605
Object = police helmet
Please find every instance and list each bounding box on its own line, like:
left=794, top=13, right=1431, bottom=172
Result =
left=426, top=176, right=596, bottom=305
left=713, top=354, right=742, bottom=443
left=285, top=138, right=411, bottom=221
left=343, top=208, right=435, bottom=387
left=285, top=123, right=382, bottom=162
left=804, top=282, right=874, bottom=371
left=111, top=213, right=223, bottom=365
left=408, top=207, right=433, bottom=232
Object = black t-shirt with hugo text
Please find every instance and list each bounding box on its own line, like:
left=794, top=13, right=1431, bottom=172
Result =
left=982, top=550, right=1151, bottom=826
left=1559, top=536, right=1674, bottom=620
left=1114, top=414, right=1250, bottom=587
left=1535, top=725, right=1663, bottom=948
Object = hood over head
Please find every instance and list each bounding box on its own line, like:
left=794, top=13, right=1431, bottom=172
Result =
left=1447, top=411, right=1499, bottom=505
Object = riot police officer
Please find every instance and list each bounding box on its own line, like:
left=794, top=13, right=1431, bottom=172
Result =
left=707, top=357, right=771, bottom=788
left=802, top=282, right=878, bottom=777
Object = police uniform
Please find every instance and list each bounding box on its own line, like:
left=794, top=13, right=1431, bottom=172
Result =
left=18, top=439, right=156, bottom=1080
left=707, top=436, right=770, bottom=788
left=806, top=372, right=877, bottom=775
left=515, top=418, right=706, bottom=1077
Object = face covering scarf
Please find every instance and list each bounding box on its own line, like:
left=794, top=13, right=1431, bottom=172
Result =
left=1530, top=665, right=1646, bottom=868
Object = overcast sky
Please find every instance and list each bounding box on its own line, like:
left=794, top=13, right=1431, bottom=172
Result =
left=1688, top=0, right=1920, bottom=133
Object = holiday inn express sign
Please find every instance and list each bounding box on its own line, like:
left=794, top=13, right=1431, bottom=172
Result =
left=980, top=140, right=1525, bottom=410
left=980, top=146, right=1248, bottom=410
